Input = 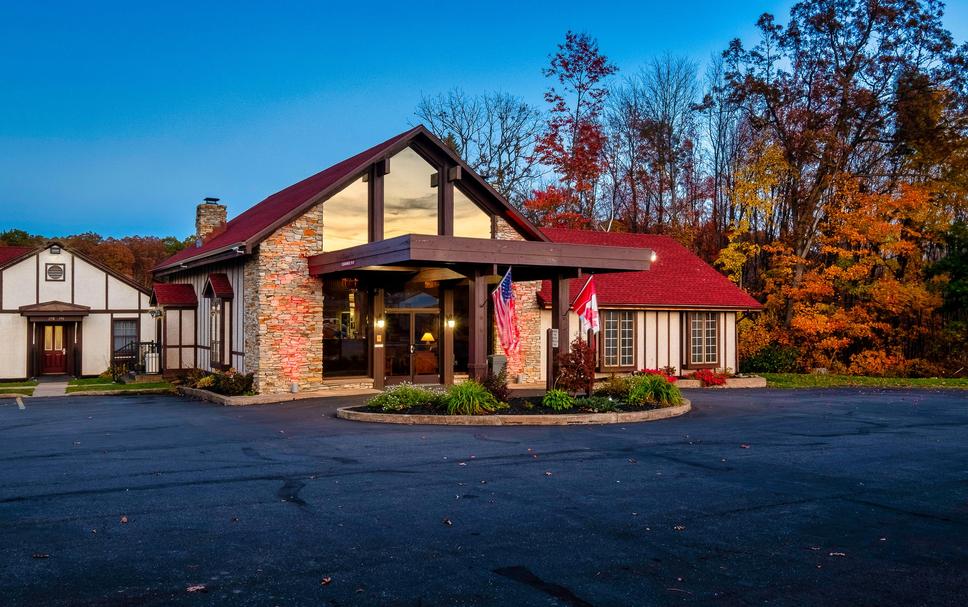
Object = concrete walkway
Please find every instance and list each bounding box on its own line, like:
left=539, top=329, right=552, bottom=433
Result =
left=32, top=377, right=68, bottom=397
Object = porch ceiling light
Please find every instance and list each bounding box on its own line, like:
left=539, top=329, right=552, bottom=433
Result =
left=375, top=318, right=385, bottom=329
left=446, top=317, right=456, bottom=329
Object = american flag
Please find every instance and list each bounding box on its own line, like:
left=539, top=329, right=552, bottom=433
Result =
left=492, top=268, right=520, bottom=356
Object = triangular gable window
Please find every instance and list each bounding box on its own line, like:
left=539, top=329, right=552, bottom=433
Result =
left=323, top=175, right=369, bottom=252
left=384, top=147, right=439, bottom=239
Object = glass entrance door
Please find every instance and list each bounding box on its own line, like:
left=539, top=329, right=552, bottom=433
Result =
left=385, top=311, right=440, bottom=384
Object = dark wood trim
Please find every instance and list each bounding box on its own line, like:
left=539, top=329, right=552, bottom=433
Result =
left=440, top=162, right=454, bottom=237
left=549, top=272, right=571, bottom=386
left=467, top=269, right=487, bottom=381
left=684, top=311, right=720, bottom=370
left=598, top=309, right=637, bottom=372
left=369, top=164, right=384, bottom=243
left=1, top=308, right=153, bottom=314
left=371, top=288, right=385, bottom=389
left=442, top=286, right=454, bottom=385
left=308, top=234, right=651, bottom=279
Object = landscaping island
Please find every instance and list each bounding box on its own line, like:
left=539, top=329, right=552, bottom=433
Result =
left=339, top=371, right=690, bottom=426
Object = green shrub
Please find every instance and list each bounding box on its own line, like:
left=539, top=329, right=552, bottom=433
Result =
left=594, top=374, right=630, bottom=400
left=740, top=344, right=800, bottom=373
left=542, top=389, right=575, bottom=412
left=444, top=380, right=501, bottom=415
left=211, top=369, right=255, bottom=396
left=575, top=395, right=618, bottom=412
left=196, top=375, right=215, bottom=389
left=627, top=374, right=683, bottom=407
left=367, top=383, right=444, bottom=412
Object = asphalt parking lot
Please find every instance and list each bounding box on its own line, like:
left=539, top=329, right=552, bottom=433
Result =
left=1, top=388, right=966, bottom=606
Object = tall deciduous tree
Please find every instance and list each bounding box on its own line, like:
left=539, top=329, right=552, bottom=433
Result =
left=527, top=31, right=617, bottom=226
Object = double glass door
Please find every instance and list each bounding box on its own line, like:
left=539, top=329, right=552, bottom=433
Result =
left=385, top=311, right=440, bottom=384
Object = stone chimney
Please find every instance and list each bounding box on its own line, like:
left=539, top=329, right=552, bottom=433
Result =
left=195, top=197, right=227, bottom=244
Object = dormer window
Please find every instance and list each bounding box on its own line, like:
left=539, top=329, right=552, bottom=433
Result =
left=50, top=245, right=61, bottom=254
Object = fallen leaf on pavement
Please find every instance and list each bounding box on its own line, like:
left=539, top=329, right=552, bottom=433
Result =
left=544, top=471, right=553, bottom=476
left=673, top=525, right=686, bottom=531
left=321, top=576, right=332, bottom=586
left=186, top=584, right=207, bottom=593
left=119, top=515, right=128, bottom=524
left=829, top=552, right=847, bottom=557
left=31, top=553, right=49, bottom=559
left=442, top=518, right=453, bottom=526
left=740, top=444, right=751, bottom=449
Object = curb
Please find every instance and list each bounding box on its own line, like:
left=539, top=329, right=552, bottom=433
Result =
left=336, top=399, right=691, bottom=426
left=65, top=388, right=175, bottom=397
left=177, top=386, right=379, bottom=406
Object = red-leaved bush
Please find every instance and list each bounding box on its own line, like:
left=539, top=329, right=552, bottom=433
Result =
left=692, top=368, right=727, bottom=387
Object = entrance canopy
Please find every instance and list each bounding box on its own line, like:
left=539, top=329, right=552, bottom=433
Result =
left=19, top=301, right=91, bottom=321
left=309, top=234, right=652, bottom=389
left=307, top=234, right=652, bottom=280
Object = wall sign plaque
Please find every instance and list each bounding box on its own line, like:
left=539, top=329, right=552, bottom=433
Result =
left=45, top=263, right=66, bottom=281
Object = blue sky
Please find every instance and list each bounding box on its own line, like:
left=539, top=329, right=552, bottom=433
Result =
left=2, top=1, right=966, bottom=238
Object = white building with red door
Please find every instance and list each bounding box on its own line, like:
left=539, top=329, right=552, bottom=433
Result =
left=0, top=242, right=155, bottom=380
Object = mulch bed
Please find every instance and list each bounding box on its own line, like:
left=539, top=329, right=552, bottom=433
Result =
left=357, top=396, right=669, bottom=416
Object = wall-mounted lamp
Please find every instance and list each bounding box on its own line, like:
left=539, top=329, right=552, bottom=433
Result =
left=446, top=317, right=456, bottom=329
left=650, top=251, right=658, bottom=263
left=375, top=318, right=385, bottom=329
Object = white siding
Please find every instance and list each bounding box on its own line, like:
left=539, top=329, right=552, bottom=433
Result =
left=2, top=257, right=36, bottom=309
left=37, top=250, right=72, bottom=302
left=74, top=257, right=106, bottom=308
left=81, top=314, right=111, bottom=375
left=107, top=276, right=140, bottom=309
left=0, top=314, right=28, bottom=379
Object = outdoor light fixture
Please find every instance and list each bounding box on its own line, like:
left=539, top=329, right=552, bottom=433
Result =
left=446, top=317, right=456, bottom=329
left=650, top=251, right=658, bottom=263
left=375, top=318, right=385, bottom=329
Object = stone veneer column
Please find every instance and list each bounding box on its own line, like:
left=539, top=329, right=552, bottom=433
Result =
left=243, top=204, right=325, bottom=394
left=494, top=218, right=544, bottom=383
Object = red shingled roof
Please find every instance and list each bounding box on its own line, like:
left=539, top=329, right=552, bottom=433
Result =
left=537, top=228, right=762, bottom=310
left=151, top=283, right=198, bottom=307
left=155, top=127, right=420, bottom=271
left=205, top=273, right=233, bottom=299
left=0, top=246, right=33, bottom=268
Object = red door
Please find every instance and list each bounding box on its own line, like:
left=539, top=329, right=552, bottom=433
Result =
left=42, top=324, right=67, bottom=374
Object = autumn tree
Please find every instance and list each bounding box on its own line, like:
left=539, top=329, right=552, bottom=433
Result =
left=527, top=31, right=617, bottom=226
left=723, top=0, right=968, bottom=325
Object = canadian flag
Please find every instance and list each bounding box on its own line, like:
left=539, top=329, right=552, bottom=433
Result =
left=573, top=275, right=600, bottom=335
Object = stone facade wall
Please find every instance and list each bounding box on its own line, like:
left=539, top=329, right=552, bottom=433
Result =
left=195, top=202, right=227, bottom=241
left=242, top=204, right=325, bottom=394
left=495, top=218, right=543, bottom=383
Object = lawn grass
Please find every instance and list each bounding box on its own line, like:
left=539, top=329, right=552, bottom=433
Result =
left=0, top=387, right=34, bottom=396
left=68, top=377, right=116, bottom=386
left=761, top=373, right=968, bottom=389
left=0, top=380, right=39, bottom=388
left=65, top=381, right=173, bottom=394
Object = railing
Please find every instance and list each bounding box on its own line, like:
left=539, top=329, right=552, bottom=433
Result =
left=112, top=341, right=161, bottom=382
